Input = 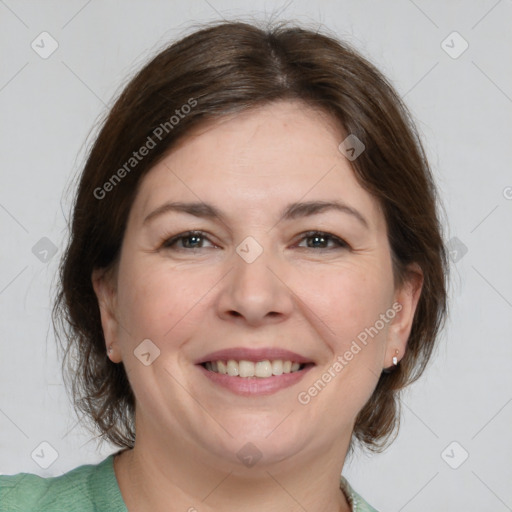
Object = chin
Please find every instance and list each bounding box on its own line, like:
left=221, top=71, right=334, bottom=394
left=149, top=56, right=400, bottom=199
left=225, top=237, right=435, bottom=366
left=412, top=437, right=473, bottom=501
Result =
left=206, top=420, right=309, bottom=469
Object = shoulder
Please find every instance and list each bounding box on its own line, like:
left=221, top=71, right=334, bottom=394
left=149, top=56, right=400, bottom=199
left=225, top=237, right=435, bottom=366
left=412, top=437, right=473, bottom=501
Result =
left=340, top=476, right=380, bottom=512
left=0, top=453, right=126, bottom=512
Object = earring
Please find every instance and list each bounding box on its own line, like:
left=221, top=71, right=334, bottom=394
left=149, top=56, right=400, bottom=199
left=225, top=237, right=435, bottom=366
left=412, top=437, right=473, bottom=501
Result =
left=107, top=346, right=113, bottom=356
left=392, top=349, right=399, bottom=366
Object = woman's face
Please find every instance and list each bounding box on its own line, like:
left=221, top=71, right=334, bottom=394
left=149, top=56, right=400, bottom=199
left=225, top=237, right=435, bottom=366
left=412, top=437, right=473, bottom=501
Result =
left=94, top=100, right=420, bottom=470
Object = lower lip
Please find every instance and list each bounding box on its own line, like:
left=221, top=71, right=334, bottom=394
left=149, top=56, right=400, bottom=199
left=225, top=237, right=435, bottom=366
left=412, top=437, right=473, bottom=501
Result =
left=197, top=364, right=313, bottom=396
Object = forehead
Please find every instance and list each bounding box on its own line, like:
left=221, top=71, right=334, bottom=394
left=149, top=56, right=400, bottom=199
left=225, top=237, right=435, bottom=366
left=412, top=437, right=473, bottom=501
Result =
left=132, top=101, right=384, bottom=230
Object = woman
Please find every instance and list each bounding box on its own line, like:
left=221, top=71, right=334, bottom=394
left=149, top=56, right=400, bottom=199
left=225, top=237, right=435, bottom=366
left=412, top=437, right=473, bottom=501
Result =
left=0, top=20, right=447, bottom=512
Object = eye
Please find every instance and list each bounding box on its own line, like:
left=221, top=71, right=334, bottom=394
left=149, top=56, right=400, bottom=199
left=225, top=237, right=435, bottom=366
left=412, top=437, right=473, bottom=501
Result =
left=161, top=231, right=216, bottom=250
left=296, top=231, right=349, bottom=250
left=159, top=230, right=349, bottom=252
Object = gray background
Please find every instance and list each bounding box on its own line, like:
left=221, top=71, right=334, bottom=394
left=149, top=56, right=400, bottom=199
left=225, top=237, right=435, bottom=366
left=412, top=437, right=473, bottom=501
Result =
left=1, top=1, right=511, bottom=510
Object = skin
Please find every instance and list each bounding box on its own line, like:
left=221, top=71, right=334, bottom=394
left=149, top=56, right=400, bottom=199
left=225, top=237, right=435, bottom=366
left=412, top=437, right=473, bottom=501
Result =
left=92, top=100, right=423, bottom=512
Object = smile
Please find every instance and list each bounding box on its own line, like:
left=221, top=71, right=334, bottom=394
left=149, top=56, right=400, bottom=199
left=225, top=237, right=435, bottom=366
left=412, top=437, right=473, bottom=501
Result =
left=195, top=348, right=315, bottom=396
left=202, top=359, right=307, bottom=378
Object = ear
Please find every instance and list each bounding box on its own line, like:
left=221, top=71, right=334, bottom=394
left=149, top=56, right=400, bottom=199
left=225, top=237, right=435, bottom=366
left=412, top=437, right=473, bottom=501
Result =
left=92, top=266, right=122, bottom=363
left=385, top=263, right=424, bottom=367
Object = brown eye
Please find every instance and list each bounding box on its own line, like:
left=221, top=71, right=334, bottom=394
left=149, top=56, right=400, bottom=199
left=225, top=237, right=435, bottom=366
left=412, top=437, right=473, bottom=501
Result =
left=162, top=231, right=214, bottom=250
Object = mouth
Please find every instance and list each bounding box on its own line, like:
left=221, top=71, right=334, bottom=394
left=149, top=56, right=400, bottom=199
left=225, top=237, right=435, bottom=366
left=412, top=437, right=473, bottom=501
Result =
left=195, top=348, right=315, bottom=396
left=200, top=359, right=312, bottom=378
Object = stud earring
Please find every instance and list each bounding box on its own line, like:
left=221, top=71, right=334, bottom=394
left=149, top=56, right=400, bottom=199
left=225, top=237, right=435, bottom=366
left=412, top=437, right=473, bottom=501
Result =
left=392, top=349, right=399, bottom=366
left=107, top=346, right=113, bottom=356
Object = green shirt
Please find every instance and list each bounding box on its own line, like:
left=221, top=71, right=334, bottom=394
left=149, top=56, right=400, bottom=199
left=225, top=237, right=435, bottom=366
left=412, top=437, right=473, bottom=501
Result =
left=0, top=453, right=378, bottom=511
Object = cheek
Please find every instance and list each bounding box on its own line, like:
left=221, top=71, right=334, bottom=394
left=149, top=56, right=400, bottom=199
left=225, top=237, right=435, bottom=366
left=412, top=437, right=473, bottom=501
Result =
left=293, top=262, right=395, bottom=432
left=115, top=255, right=211, bottom=344
left=297, top=260, right=394, bottom=344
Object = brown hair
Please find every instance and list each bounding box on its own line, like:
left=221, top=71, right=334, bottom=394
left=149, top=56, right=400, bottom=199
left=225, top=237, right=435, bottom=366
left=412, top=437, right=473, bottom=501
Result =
left=53, top=20, right=448, bottom=452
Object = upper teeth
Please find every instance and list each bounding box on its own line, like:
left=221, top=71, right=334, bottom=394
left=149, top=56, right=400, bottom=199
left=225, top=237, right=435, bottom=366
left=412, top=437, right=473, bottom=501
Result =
left=204, top=360, right=302, bottom=378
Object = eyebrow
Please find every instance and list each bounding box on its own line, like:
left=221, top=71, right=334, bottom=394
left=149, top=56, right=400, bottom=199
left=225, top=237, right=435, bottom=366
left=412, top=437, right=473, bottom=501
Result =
left=143, top=199, right=369, bottom=229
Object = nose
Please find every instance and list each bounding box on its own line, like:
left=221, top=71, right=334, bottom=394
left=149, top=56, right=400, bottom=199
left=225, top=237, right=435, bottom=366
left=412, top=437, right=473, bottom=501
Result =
left=216, top=240, right=294, bottom=327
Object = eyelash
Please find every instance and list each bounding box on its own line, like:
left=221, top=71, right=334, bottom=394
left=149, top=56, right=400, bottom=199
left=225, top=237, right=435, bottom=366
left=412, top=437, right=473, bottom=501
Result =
left=160, top=230, right=349, bottom=251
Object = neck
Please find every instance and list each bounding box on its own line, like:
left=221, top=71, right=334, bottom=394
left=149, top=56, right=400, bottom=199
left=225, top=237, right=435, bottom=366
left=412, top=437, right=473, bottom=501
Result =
left=114, top=434, right=352, bottom=512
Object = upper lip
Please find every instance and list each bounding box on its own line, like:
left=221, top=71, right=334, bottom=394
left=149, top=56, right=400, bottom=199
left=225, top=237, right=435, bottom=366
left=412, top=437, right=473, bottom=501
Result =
left=195, top=347, right=314, bottom=365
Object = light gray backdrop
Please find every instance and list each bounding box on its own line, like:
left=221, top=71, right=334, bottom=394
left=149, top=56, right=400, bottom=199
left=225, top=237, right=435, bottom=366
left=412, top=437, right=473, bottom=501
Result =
left=1, top=1, right=511, bottom=511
